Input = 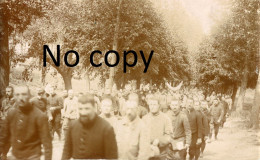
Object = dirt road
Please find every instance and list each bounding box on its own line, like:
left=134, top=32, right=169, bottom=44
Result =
left=201, top=120, right=259, bottom=160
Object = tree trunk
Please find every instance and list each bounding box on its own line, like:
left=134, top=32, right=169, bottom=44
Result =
left=231, top=83, right=238, bottom=111
left=236, top=55, right=249, bottom=113
left=250, top=71, right=260, bottom=129
left=0, top=3, right=9, bottom=96
left=249, top=38, right=260, bottom=129
left=136, top=78, right=141, bottom=89
left=121, top=76, right=126, bottom=90
left=41, top=66, right=46, bottom=85
left=85, top=73, right=90, bottom=92
left=61, top=73, right=72, bottom=90
left=108, top=0, right=122, bottom=93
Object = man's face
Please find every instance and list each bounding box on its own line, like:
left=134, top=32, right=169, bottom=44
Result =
left=104, top=87, right=111, bottom=95
left=14, top=86, right=30, bottom=107
left=201, top=102, right=208, bottom=108
left=170, top=100, right=180, bottom=115
left=101, top=99, right=112, bottom=114
left=78, top=102, right=96, bottom=123
left=38, top=92, right=44, bottom=99
left=186, top=99, right=194, bottom=110
left=194, top=101, right=200, bottom=111
left=49, top=88, right=54, bottom=95
left=200, top=94, right=205, bottom=101
left=148, top=99, right=160, bottom=114
left=128, top=95, right=139, bottom=106
left=213, top=99, right=218, bottom=106
left=62, top=91, right=68, bottom=98
left=6, top=88, right=13, bottom=98
left=201, top=102, right=208, bottom=111
left=68, top=92, right=74, bottom=99
left=125, top=101, right=138, bottom=122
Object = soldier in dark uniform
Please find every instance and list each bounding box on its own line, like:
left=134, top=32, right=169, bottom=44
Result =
left=220, top=96, right=229, bottom=128
left=61, top=94, right=118, bottom=160
left=186, top=98, right=203, bottom=160
left=199, top=101, right=210, bottom=158
left=209, top=98, right=224, bottom=141
left=1, top=86, right=15, bottom=119
left=47, top=87, right=63, bottom=140
left=0, top=85, right=52, bottom=160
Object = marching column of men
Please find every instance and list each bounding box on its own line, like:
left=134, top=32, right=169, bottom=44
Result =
left=0, top=85, right=228, bottom=160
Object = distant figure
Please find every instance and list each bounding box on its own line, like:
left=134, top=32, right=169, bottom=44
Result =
left=47, top=87, right=63, bottom=140
left=30, top=88, right=48, bottom=113
left=62, top=90, right=79, bottom=138
left=200, top=101, right=210, bottom=158
left=117, top=92, right=126, bottom=116
left=220, top=96, right=229, bottom=127
left=100, top=96, right=118, bottom=128
left=0, top=86, right=15, bottom=120
left=60, top=90, right=68, bottom=107
left=0, top=85, right=52, bottom=160
left=209, top=97, right=224, bottom=141
left=225, top=95, right=232, bottom=113
left=128, top=93, right=148, bottom=118
left=61, top=94, right=118, bottom=160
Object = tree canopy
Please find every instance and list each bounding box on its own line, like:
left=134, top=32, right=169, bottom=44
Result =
left=21, top=0, right=190, bottom=89
left=196, top=0, right=259, bottom=95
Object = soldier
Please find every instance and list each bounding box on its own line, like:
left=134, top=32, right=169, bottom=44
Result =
left=167, top=98, right=191, bottom=160
left=30, top=88, right=47, bottom=112
left=186, top=98, right=203, bottom=160
left=143, top=96, right=173, bottom=158
left=47, top=87, right=63, bottom=140
left=118, top=91, right=126, bottom=116
left=0, top=85, right=52, bottom=160
left=60, top=90, right=68, bottom=107
left=128, top=93, right=148, bottom=118
left=62, top=90, right=79, bottom=138
left=225, top=95, right=233, bottom=114
left=220, top=96, right=229, bottom=127
left=61, top=94, right=118, bottom=159
left=1, top=86, right=15, bottom=120
left=209, top=97, right=224, bottom=141
left=0, top=86, right=16, bottom=160
left=158, top=90, right=168, bottom=113
left=100, top=96, right=118, bottom=126
left=199, top=101, right=210, bottom=158
left=117, top=100, right=150, bottom=160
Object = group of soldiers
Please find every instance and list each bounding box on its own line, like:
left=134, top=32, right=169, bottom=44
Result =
left=0, top=84, right=231, bottom=160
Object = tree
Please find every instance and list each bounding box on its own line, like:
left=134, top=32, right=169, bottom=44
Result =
left=0, top=0, right=50, bottom=94
left=23, top=0, right=89, bottom=90
left=196, top=0, right=259, bottom=113
left=22, top=0, right=190, bottom=90
left=110, top=0, right=191, bottom=88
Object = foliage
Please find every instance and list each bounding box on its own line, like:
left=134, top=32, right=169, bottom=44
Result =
left=196, top=0, right=259, bottom=94
left=21, top=0, right=190, bottom=89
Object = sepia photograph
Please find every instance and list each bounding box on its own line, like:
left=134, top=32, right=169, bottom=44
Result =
left=0, top=0, right=259, bottom=160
